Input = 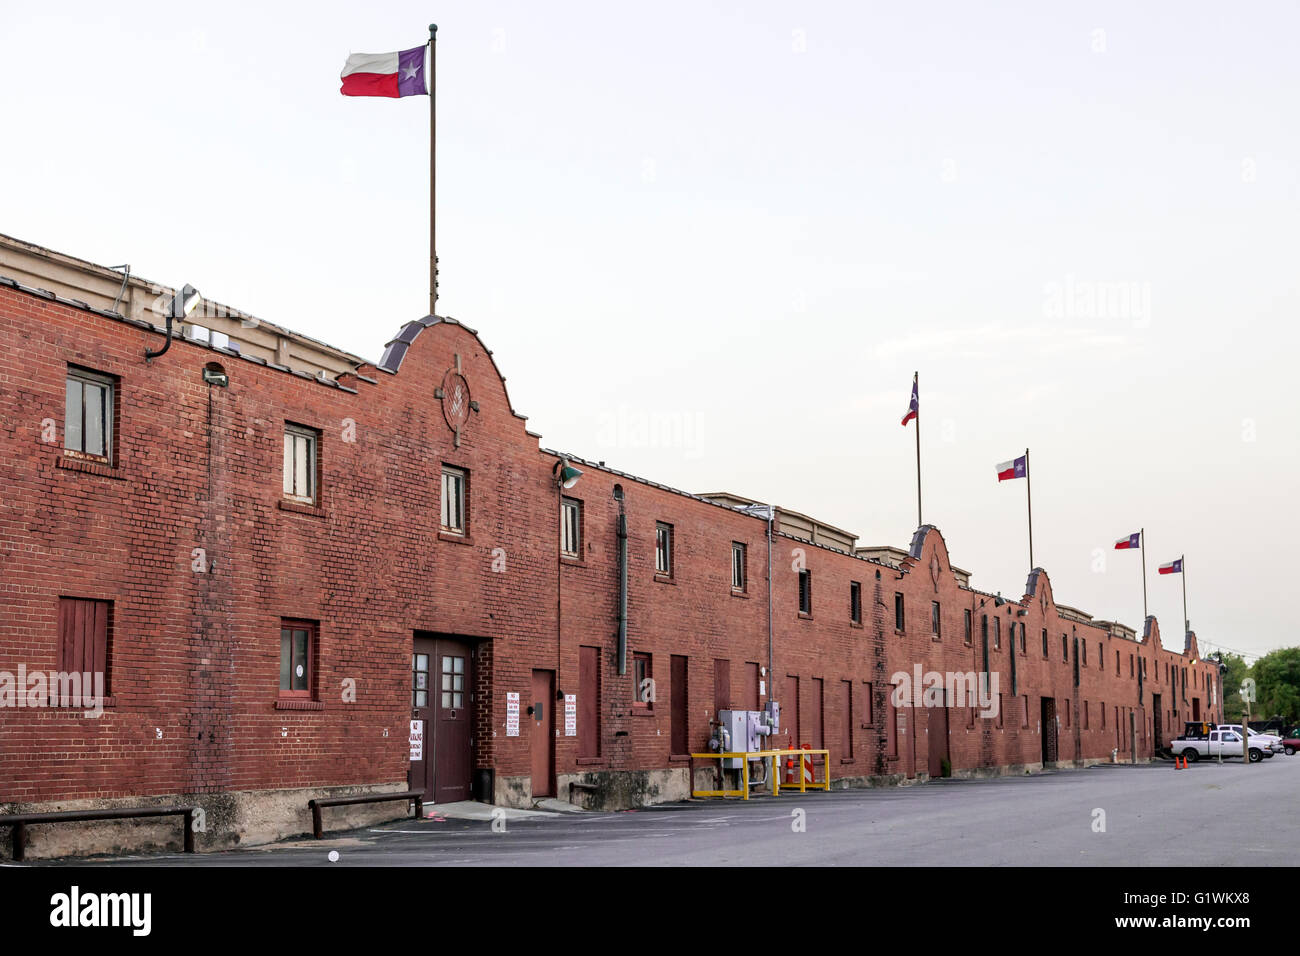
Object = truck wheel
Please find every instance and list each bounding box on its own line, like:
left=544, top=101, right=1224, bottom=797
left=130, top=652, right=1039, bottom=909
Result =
left=1248, top=748, right=1262, bottom=763
left=1182, top=749, right=1199, bottom=763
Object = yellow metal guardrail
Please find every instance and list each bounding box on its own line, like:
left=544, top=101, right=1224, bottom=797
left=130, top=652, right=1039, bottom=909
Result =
left=689, top=748, right=831, bottom=799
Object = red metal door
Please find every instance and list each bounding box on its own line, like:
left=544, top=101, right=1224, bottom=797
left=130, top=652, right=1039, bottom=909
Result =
left=530, top=669, right=556, bottom=797
left=579, top=646, right=600, bottom=758
left=408, top=637, right=436, bottom=800
left=809, top=677, right=825, bottom=772
left=713, top=659, right=731, bottom=719
left=786, top=675, right=800, bottom=746
left=743, top=662, right=760, bottom=710
left=840, top=680, right=854, bottom=759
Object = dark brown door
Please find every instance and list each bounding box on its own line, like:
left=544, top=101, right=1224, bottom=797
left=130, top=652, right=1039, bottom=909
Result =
left=409, top=635, right=473, bottom=804
left=1152, top=694, right=1163, bottom=747
left=928, top=695, right=949, bottom=777
left=1041, top=697, right=1058, bottom=764
left=434, top=640, right=472, bottom=803
left=671, top=655, right=689, bottom=755
left=530, top=669, right=555, bottom=797
left=408, top=637, right=436, bottom=800
left=713, top=658, right=731, bottom=719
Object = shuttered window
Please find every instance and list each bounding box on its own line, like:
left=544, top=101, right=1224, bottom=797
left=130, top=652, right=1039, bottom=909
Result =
left=57, top=598, right=112, bottom=690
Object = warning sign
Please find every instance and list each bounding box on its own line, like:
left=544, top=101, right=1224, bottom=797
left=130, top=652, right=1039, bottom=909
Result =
left=506, top=692, right=520, bottom=737
left=409, top=719, right=424, bottom=761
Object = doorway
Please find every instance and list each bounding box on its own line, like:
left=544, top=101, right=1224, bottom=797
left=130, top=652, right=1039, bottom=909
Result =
left=1152, top=694, right=1163, bottom=747
left=530, top=669, right=556, bottom=797
left=1040, top=697, right=1058, bottom=764
left=408, top=635, right=474, bottom=804
left=927, top=695, right=950, bottom=778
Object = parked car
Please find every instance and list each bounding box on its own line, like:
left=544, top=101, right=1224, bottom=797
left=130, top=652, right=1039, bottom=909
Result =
left=1282, top=738, right=1299, bottom=756
left=1172, top=729, right=1264, bottom=762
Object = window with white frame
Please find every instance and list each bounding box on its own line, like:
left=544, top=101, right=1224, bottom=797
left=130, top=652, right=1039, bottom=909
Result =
left=731, top=542, right=746, bottom=591
left=65, top=367, right=115, bottom=460
left=441, top=466, right=467, bottom=534
left=561, top=497, right=581, bottom=557
left=283, top=424, right=318, bottom=504
left=655, top=522, right=673, bottom=576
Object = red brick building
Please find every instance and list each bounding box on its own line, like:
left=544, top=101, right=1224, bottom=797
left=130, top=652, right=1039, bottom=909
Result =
left=0, top=243, right=1220, bottom=856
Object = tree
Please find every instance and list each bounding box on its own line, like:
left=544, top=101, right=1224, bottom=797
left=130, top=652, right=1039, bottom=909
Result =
left=1212, top=653, right=1251, bottom=722
left=1252, top=648, right=1300, bottom=724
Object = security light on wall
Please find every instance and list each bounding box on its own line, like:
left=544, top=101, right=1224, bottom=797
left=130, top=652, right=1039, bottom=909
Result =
left=202, top=366, right=229, bottom=387
left=172, top=284, right=202, bottom=319
left=554, top=458, right=582, bottom=489
left=145, top=283, right=202, bottom=360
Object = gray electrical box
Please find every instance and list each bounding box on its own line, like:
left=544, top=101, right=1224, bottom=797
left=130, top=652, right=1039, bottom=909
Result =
left=718, top=710, right=750, bottom=769
left=765, top=700, right=780, bottom=735
left=718, top=708, right=779, bottom=769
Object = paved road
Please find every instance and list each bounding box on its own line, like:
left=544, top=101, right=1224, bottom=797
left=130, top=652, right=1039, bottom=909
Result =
left=36, top=757, right=1300, bottom=867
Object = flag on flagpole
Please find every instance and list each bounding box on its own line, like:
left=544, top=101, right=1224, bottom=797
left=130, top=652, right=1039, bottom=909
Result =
left=1158, top=558, right=1183, bottom=575
left=996, top=455, right=1027, bottom=481
left=901, top=375, right=918, bottom=426
left=340, top=47, right=428, bottom=97
left=1114, top=532, right=1141, bottom=550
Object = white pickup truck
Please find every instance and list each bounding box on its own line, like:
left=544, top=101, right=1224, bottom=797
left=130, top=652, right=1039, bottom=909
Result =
left=1171, top=729, right=1266, bottom=763
left=1216, top=724, right=1284, bottom=755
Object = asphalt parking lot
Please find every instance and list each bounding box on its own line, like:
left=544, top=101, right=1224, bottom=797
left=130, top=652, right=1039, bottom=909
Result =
left=32, top=756, right=1300, bottom=867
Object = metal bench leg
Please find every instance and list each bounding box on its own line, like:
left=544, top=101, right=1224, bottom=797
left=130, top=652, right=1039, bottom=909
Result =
left=13, top=823, right=26, bottom=862
left=311, top=803, right=323, bottom=839
left=184, top=810, right=196, bottom=853
left=413, top=796, right=423, bottom=820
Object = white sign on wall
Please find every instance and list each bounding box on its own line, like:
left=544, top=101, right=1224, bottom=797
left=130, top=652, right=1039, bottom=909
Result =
left=409, top=719, right=424, bottom=761
left=506, top=692, right=520, bottom=737
left=564, top=693, right=577, bottom=736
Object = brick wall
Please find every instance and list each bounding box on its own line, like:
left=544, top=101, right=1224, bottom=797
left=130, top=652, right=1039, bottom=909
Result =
left=0, top=283, right=1220, bottom=838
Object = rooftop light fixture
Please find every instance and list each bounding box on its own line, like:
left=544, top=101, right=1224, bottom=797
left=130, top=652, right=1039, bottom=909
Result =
left=145, top=284, right=201, bottom=360
left=554, top=458, right=582, bottom=489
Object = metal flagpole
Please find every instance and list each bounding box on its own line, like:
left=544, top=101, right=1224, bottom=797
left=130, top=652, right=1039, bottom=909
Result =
left=914, top=372, right=922, bottom=528
left=1182, top=553, right=1188, bottom=636
left=429, top=23, right=438, bottom=315
left=1025, top=447, right=1034, bottom=570
left=1140, top=527, right=1148, bottom=623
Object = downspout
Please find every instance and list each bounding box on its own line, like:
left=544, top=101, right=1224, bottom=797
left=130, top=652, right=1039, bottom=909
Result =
left=616, top=487, right=627, bottom=676
left=766, top=508, right=773, bottom=699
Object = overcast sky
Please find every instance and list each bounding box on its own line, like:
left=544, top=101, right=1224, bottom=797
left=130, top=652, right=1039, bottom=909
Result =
left=3, top=1, right=1296, bottom=661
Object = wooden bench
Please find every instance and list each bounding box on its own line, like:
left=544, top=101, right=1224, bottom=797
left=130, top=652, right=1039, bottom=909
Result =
left=0, top=806, right=199, bottom=861
left=307, top=790, right=425, bottom=839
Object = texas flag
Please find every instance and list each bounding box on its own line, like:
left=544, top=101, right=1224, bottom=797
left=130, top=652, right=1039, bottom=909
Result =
left=340, top=47, right=428, bottom=98
left=1158, top=558, right=1183, bottom=575
left=996, top=455, right=1027, bottom=481
left=1115, top=532, right=1141, bottom=550
left=900, top=375, right=918, bottom=426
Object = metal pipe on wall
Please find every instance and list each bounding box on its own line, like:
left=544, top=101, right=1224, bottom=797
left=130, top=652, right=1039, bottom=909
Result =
left=616, top=488, right=627, bottom=676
